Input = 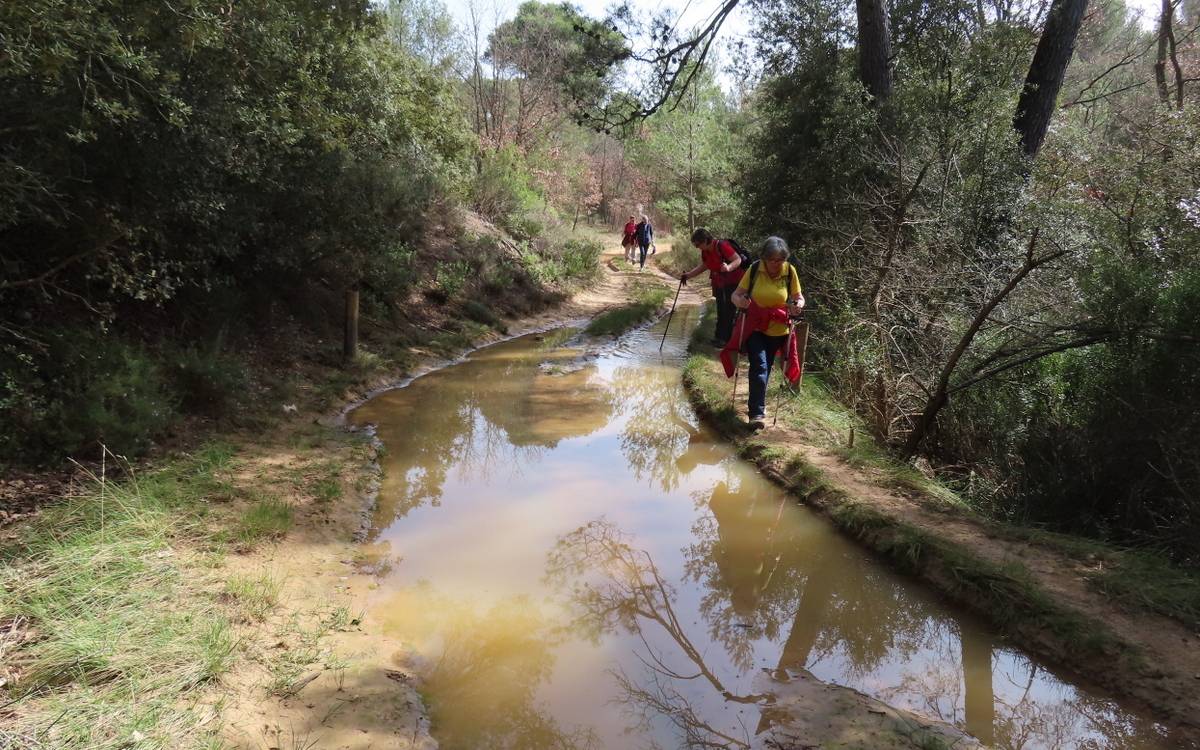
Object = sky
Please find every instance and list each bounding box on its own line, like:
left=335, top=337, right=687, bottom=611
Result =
left=440, top=0, right=1164, bottom=48
left=443, top=0, right=754, bottom=54
left=438, top=0, right=1164, bottom=90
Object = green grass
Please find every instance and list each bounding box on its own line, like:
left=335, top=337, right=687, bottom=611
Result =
left=0, top=445, right=240, bottom=749
left=235, top=496, right=293, bottom=545
left=307, top=459, right=344, bottom=505
left=1090, top=549, right=1200, bottom=629
left=264, top=606, right=356, bottom=697
left=585, top=282, right=671, bottom=337
left=222, top=571, right=282, bottom=623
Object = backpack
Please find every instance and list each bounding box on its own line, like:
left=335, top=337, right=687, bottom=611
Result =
left=722, top=238, right=753, bottom=270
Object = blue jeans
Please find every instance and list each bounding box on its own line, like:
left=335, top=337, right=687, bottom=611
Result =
left=746, top=331, right=787, bottom=419
left=638, top=242, right=650, bottom=267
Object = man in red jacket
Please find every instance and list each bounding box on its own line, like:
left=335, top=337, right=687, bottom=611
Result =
left=680, top=228, right=745, bottom=346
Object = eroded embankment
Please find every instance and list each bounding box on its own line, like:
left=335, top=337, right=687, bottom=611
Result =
left=681, top=338, right=1200, bottom=747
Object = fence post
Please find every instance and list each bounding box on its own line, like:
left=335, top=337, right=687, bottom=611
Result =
left=343, top=288, right=359, bottom=365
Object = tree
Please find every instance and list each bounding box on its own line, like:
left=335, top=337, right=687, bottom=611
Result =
left=856, top=0, right=894, bottom=103
left=1014, top=0, right=1091, bottom=157
left=633, top=66, right=737, bottom=233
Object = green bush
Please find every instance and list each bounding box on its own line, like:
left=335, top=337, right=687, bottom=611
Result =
left=472, top=146, right=541, bottom=228
left=169, top=348, right=248, bottom=418
left=561, top=238, right=603, bottom=283
left=463, top=300, right=506, bottom=332
left=1, top=334, right=176, bottom=461
left=434, top=260, right=473, bottom=300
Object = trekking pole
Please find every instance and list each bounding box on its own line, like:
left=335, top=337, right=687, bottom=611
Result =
left=772, top=317, right=798, bottom=428
left=729, top=310, right=745, bottom=407
left=659, top=277, right=685, bottom=351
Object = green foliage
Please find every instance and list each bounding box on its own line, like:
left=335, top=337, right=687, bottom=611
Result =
left=472, top=146, right=544, bottom=236
left=634, top=66, right=742, bottom=233
left=487, top=1, right=627, bottom=112
left=434, top=260, right=473, bottom=300
left=236, top=497, right=294, bottom=546
left=169, top=348, right=248, bottom=418
left=462, top=300, right=506, bottom=331
left=0, top=0, right=476, bottom=463
left=0, top=333, right=176, bottom=462
left=519, top=236, right=603, bottom=287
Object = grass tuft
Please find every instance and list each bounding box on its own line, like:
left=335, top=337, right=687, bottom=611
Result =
left=585, top=282, right=671, bottom=337
left=236, top=497, right=293, bottom=546
left=0, top=445, right=240, bottom=749
left=222, top=571, right=282, bottom=622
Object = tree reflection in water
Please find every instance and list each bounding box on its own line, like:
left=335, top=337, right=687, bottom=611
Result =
left=547, top=519, right=764, bottom=748
left=350, top=333, right=616, bottom=536
left=546, top=509, right=1170, bottom=750
left=608, top=363, right=704, bottom=494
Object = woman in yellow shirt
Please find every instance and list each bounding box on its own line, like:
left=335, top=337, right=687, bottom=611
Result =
left=731, top=237, right=805, bottom=429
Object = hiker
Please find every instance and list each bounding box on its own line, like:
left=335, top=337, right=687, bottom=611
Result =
left=636, top=215, right=654, bottom=269
left=729, top=236, right=804, bottom=430
left=622, top=215, right=637, bottom=262
left=680, top=228, right=746, bottom=346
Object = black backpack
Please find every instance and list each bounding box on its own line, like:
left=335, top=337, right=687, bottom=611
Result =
left=723, top=238, right=753, bottom=270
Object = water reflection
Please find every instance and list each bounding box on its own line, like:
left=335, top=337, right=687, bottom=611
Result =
left=353, top=334, right=615, bottom=535
left=351, top=325, right=1172, bottom=750
left=376, top=588, right=599, bottom=750
left=546, top=519, right=762, bottom=748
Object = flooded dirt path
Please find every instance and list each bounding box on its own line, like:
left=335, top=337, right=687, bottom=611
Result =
left=348, top=307, right=1171, bottom=750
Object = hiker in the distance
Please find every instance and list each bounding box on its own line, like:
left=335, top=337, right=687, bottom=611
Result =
left=680, top=228, right=745, bottom=346
left=728, top=236, right=804, bottom=429
left=636, top=215, right=654, bottom=269
left=622, top=215, right=637, bottom=262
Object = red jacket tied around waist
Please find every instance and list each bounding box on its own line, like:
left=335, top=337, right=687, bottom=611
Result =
left=719, top=303, right=803, bottom=385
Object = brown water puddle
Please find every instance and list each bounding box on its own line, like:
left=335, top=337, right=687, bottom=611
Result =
left=348, top=308, right=1170, bottom=750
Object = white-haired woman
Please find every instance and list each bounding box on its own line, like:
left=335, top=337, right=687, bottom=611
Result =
left=730, top=236, right=805, bottom=429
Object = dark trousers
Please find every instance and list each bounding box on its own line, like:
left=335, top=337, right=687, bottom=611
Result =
left=638, top=242, right=650, bottom=267
left=746, top=331, right=787, bottom=419
left=713, top=285, right=737, bottom=343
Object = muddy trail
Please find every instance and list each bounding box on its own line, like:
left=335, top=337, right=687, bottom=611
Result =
left=345, top=305, right=1172, bottom=750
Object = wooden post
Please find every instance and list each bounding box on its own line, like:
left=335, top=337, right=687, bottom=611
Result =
left=343, top=288, right=359, bottom=365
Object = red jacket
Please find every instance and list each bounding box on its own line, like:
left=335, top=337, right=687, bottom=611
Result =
left=720, top=303, right=803, bottom=386
left=702, top=240, right=745, bottom=288
left=622, top=221, right=636, bottom=242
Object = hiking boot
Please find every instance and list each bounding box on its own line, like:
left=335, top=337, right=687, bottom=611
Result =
left=748, top=416, right=765, bottom=431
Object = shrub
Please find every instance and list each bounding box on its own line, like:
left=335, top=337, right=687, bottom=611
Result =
left=434, top=260, right=473, bottom=301
left=1, top=333, right=176, bottom=462
left=472, top=146, right=541, bottom=226
left=169, top=348, right=248, bottom=418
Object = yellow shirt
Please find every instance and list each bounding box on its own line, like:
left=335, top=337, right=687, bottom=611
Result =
left=737, top=262, right=802, bottom=337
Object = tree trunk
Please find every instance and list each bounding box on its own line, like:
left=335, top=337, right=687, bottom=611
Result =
left=856, top=0, right=893, bottom=103
left=1157, top=0, right=1172, bottom=105
left=1013, top=0, right=1090, bottom=158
